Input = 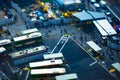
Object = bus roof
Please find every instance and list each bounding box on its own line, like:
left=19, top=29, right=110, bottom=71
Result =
left=0, top=47, right=6, bottom=54
left=21, top=28, right=38, bottom=35
left=13, top=32, right=42, bottom=42
left=93, top=21, right=108, bottom=37
left=9, top=46, right=46, bottom=58
left=44, top=53, right=63, bottom=59
left=87, top=41, right=102, bottom=51
left=30, top=68, right=66, bottom=75
left=0, top=39, right=11, bottom=46
left=96, top=19, right=117, bottom=35
left=111, top=62, right=120, bottom=72
left=29, top=59, right=63, bottom=68
left=62, top=0, right=81, bottom=5
left=28, top=32, right=42, bottom=38
left=55, top=73, right=78, bottom=80
left=13, top=35, right=28, bottom=42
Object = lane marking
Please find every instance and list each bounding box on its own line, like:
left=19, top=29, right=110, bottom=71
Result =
left=89, top=60, right=97, bottom=66
left=50, top=35, right=64, bottom=53
left=58, top=36, right=70, bottom=53
left=107, top=5, right=120, bottom=21
left=25, top=70, right=30, bottom=80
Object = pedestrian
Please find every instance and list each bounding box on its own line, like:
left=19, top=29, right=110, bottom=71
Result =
left=116, top=50, right=119, bottom=57
left=14, top=14, right=18, bottom=22
left=60, top=29, right=63, bottom=34
left=109, top=55, right=114, bottom=60
left=64, top=28, right=67, bottom=34
left=106, top=47, right=109, bottom=54
left=84, top=35, right=87, bottom=41
left=80, top=35, right=83, bottom=41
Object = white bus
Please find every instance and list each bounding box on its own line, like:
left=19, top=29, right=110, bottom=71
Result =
left=30, top=68, right=66, bottom=75
left=29, top=59, right=63, bottom=69
left=93, top=20, right=108, bottom=39
left=93, top=19, right=117, bottom=39
left=55, top=73, right=78, bottom=80
left=9, top=46, right=48, bottom=65
left=0, top=47, right=7, bottom=54
left=0, top=47, right=7, bottom=61
left=87, top=41, right=102, bottom=58
left=96, top=19, right=117, bottom=35
left=0, top=39, right=12, bottom=49
left=13, top=32, right=42, bottom=47
left=43, top=53, right=64, bottom=60
left=111, top=62, right=120, bottom=76
left=21, top=28, right=39, bottom=35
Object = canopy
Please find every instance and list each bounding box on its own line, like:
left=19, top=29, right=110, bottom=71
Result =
left=72, top=11, right=106, bottom=21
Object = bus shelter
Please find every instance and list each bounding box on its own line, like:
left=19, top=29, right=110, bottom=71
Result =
left=86, top=41, right=102, bottom=59
left=72, top=11, right=106, bottom=25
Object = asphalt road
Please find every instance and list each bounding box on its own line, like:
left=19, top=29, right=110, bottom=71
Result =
left=43, top=34, right=115, bottom=80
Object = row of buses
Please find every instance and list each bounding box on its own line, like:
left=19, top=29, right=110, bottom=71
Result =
left=93, top=19, right=120, bottom=50
left=29, top=53, right=79, bottom=80
left=0, top=28, right=42, bottom=50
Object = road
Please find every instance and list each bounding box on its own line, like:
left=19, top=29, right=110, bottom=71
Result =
left=106, top=0, right=120, bottom=21
left=42, top=33, right=115, bottom=80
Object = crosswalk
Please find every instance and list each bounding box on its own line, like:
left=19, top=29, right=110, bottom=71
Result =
left=50, top=34, right=70, bottom=54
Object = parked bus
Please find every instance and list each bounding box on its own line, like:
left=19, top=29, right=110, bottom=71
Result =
left=43, top=53, right=64, bottom=60
left=21, top=28, right=39, bottom=35
left=0, top=47, right=7, bottom=62
left=93, top=19, right=117, bottom=40
left=13, top=32, right=42, bottom=47
left=30, top=68, right=66, bottom=80
left=0, top=39, right=12, bottom=49
left=111, top=62, right=120, bottom=77
left=95, top=19, right=117, bottom=35
left=31, top=68, right=66, bottom=75
left=93, top=20, right=108, bottom=40
left=9, top=45, right=48, bottom=65
left=29, top=59, right=63, bottom=69
left=55, top=73, right=78, bottom=80
left=86, top=41, right=102, bottom=59
left=0, top=47, right=7, bottom=55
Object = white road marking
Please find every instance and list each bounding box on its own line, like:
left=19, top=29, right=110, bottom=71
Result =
left=107, top=5, right=120, bottom=21
left=58, top=36, right=70, bottom=53
left=89, top=60, right=97, bottom=66
left=50, top=35, right=64, bottom=53
left=25, top=70, right=30, bottom=80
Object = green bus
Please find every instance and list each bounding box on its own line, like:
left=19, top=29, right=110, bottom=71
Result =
left=13, top=32, right=42, bottom=47
left=0, top=39, right=12, bottom=49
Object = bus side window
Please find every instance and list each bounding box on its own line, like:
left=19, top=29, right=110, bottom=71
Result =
left=51, top=60, right=55, bottom=63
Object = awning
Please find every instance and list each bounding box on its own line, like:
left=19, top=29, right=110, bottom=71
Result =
left=72, top=11, right=106, bottom=21
left=72, top=11, right=93, bottom=21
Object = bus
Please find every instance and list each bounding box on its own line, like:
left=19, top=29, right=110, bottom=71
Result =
left=13, top=32, right=42, bottom=47
left=43, top=53, right=64, bottom=60
left=0, top=39, right=12, bottom=49
left=111, top=62, right=120, bottom=77
left=93, top=20, right=108, bottom=40
left=95, top=19, right=117, bottom=35
left=0, top=47, right=7, bottom=55
left=86, top=41, right=102, bottom=59
left=93, top=19, right=117, bottom=40
left=30, top=68, right=66, bottom=79
left=21, top=28, right=39, bottom=35
left=55, top=73, right=78, bottom=80
left=29, top=59, right=63, bottom=69
left=0, top=47, right=8, bottom=62
left=9, top=45, right=48, bottom=65
left=30, top=68, right=66, bottom=75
